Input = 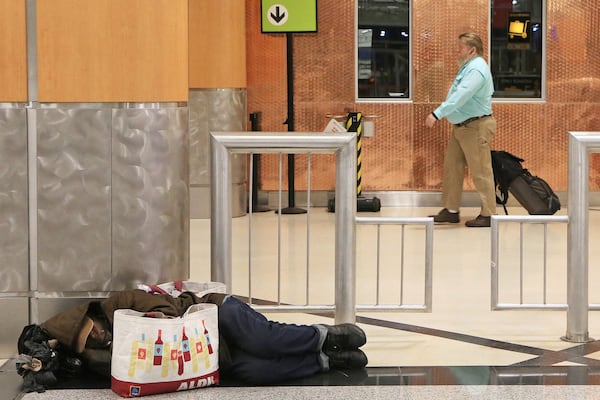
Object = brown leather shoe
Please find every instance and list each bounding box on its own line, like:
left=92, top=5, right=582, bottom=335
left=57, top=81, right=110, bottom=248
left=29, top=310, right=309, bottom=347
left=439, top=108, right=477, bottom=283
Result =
left=465, top=215, right=491, bottom=227
left=429, top=208, right=460, bottom=223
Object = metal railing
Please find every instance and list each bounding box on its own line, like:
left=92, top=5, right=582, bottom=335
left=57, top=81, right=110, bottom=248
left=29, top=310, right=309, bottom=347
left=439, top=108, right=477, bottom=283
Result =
left=356, top=216, right=433, bottom=312
left=565, top=131, right=600, bottom=342
left=210, top=131, right=356, bottom=324
left=211, top=129, right=600, bottom=341
left=490, top=131, right=600, bottom=343
left=490, top=215, right=569, bottom=310
left=210, top=131, right=435, bottom=322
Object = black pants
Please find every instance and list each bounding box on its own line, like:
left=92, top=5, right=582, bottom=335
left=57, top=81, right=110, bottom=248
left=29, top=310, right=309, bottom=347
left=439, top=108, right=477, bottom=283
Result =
left=218, top=296, right=323, bottom=384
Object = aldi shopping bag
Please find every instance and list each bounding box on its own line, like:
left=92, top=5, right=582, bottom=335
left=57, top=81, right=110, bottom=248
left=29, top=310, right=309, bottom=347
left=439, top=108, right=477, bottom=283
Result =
left=111, top=304, right=219, bottom=397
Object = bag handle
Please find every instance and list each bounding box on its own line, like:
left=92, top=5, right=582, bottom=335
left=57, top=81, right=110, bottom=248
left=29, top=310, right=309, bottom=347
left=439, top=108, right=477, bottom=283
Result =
left=148, top=285, right=169, bottom=295
left=148, top=280, right=184, bottom=295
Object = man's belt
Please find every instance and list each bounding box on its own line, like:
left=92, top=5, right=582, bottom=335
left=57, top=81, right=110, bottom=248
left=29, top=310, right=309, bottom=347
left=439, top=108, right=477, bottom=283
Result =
left=454, top=114, right=492, bottom=127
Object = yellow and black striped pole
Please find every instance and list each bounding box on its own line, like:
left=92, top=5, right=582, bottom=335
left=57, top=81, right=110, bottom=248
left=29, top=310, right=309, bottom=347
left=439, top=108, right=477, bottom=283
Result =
left=345, top=112, right=363, bottom=197
left=327, top=111, right=379, bottom=212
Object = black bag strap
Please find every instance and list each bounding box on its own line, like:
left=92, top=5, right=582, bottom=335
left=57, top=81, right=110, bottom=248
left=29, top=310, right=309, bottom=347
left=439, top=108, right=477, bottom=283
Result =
left=495, top=192, right=509, bottom=214
left=491, top=150, right=526, bottom=215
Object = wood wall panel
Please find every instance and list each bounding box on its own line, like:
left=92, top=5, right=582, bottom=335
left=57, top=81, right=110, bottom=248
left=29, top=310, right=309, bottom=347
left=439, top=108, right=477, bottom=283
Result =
left=189, top=0, right=246, bottom=89
left=37, top=0, right=188, bottom=102
left=0, top=0, right=28, bottom=101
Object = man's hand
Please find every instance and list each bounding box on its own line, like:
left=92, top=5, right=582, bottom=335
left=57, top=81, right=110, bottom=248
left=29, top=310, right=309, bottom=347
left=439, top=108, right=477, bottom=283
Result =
left=425, top=113, right=437, bottom=128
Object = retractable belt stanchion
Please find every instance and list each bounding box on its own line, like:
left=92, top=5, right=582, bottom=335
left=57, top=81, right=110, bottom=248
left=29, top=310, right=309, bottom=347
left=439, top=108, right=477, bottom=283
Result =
left=277, top=32, right=306, bottom=215
left=249, top=112, right=270, bottom=212
left=327, top=112, right=381, bottom=212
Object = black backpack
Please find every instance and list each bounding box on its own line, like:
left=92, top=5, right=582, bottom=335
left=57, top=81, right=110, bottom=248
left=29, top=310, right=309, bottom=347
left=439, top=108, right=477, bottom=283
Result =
left=490, top=150, right=524, bottom=213
left=490, top=150, right=561, bottom=215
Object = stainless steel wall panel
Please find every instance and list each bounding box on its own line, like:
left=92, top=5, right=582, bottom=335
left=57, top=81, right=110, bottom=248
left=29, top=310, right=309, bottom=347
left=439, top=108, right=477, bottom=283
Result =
left=189, top=90, right=210, bottom=186
left=1, top=102, right=190, bottom=356
left=189, top=89, right=247, bottom=218
left=36, top=107, right=112, bottom=291
left=0, top=106, right=28, bottom=292
left=0, top=297, right=29, bottom=357
left=111, top=106, right=189, bottom=289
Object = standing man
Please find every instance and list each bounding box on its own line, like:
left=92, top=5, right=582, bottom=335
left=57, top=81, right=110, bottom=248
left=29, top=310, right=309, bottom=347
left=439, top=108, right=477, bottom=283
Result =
left=425, top=32, right=497, bottom=228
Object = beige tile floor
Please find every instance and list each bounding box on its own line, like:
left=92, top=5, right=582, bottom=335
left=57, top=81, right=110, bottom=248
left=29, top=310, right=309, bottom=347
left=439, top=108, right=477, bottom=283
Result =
left=190, top=205, right=600, bottom=368
left=12, top=205, right=600, bottom=400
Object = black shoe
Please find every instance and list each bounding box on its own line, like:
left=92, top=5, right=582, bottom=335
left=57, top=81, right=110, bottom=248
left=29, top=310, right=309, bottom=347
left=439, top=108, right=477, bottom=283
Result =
left=429, top=208, right=460, bottom=223
left=465, top=215, right=491, bottom=227
left=322, top=323, right=366, bottom=351
left=326, top=348, right=368, bottom=370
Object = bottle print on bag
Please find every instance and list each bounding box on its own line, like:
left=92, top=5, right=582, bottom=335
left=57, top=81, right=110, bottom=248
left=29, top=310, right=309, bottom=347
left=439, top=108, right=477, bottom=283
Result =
left=203, top=320, right=213, bottom=354
left=153, top=329, right=164, bottom=366
left=195, top=327, right=210, bottom=368
left=127, top=334, right=141, bottom=377
left=170, top=334, right=179, bottom=372
left=144, top=333, right=153, bottom=372
left=182, top=327, right=191, bottom=362
left=189, top=331, right=199, bottom=372
left=121, top=316, right=216, bottom=383
left=161, top=340, right=171, bottom=377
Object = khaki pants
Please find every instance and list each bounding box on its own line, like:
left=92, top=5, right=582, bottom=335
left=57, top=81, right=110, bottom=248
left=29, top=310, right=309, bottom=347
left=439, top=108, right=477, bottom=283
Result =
left=441, top=116, right=497, bottom=216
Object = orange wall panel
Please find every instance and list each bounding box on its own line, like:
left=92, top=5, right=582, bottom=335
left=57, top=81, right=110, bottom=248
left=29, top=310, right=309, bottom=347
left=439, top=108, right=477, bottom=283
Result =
left=189, top=0, right=246, bottom=89
left=37, top=0, right=188, bottom=102
left=0, top=0, right=28, bottom=102
left=247, top=0, right=600, bottom=192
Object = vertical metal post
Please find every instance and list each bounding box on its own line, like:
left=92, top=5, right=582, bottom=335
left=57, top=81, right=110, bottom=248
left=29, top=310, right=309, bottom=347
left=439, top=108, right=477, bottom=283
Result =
left=27, top=0, right=39, bottom=324
left=491, top=216, right=499, bottom=310
left=210, top=136, right=232, bottom=292
left=26, top=0, right=38, bottom=103
left=563, top=132, right=595, bottom=342
left=424, top=218, right=433, bottom=310
left=519, top=223, right=524, bottom=304
left=335, top=137, right=357, bottom=323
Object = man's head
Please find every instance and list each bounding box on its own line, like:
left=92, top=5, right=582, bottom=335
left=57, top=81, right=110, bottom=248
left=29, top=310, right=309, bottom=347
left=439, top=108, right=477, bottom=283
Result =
left=76, top=316, right=112, bottom=353
left=457, top=32, right=483, bottom=66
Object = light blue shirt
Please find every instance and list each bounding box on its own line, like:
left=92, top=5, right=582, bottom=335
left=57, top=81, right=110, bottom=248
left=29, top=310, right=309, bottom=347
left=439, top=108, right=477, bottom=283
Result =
left=433, top=56, right=494, bottom=125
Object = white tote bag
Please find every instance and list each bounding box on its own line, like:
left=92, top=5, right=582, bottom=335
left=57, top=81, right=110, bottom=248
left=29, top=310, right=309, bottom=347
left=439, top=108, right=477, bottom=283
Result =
left=111, top=303, right=219, bottom=398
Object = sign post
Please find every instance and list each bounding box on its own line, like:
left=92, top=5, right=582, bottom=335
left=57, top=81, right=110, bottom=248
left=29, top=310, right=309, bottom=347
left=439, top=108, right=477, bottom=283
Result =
left=261, top=1, right=317, bottom=214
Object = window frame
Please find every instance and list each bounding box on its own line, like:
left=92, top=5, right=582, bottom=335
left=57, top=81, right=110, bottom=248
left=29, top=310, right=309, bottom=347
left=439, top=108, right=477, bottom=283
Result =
left=489, top=0, right=547, bottom=103
left=355, top=0, right=413, bottom=103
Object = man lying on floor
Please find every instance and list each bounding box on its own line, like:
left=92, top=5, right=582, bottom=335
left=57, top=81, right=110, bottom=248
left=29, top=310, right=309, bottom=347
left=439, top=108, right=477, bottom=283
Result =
left=17, top=289, right=367, bottom=392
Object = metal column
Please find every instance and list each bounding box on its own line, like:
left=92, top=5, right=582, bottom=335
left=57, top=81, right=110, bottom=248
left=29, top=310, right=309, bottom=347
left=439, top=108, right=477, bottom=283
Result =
left=564, top=131, right=600, bottom=342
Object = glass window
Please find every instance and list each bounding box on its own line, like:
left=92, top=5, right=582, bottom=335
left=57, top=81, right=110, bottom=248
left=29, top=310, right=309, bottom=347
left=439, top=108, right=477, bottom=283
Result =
left=357, top=0, right=411, bottom=100
left=490, top=0, right=545, bottom=99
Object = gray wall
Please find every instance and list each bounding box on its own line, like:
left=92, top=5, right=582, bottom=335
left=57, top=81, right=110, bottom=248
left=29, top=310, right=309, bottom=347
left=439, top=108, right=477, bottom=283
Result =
left=0, top=103, right=189, bottom=358
left=189, top=89, right=247, bottom=218
left=0, top=105, right=29, bottom=357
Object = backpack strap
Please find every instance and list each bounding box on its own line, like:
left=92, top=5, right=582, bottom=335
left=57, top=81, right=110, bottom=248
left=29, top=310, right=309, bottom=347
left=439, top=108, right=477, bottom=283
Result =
left=495, top=188, right=509, bottom=215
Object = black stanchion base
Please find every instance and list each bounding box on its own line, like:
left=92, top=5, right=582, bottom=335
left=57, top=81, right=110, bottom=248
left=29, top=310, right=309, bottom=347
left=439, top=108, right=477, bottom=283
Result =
left=249, top=205, right=272, bottom=213
left=358, top=196, right=382, bottom=212
left=275, top=207, right=307, bottom=214
left=327, top=198, right=335, bottom=213
left=327, top=197, right=381, bottom=213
